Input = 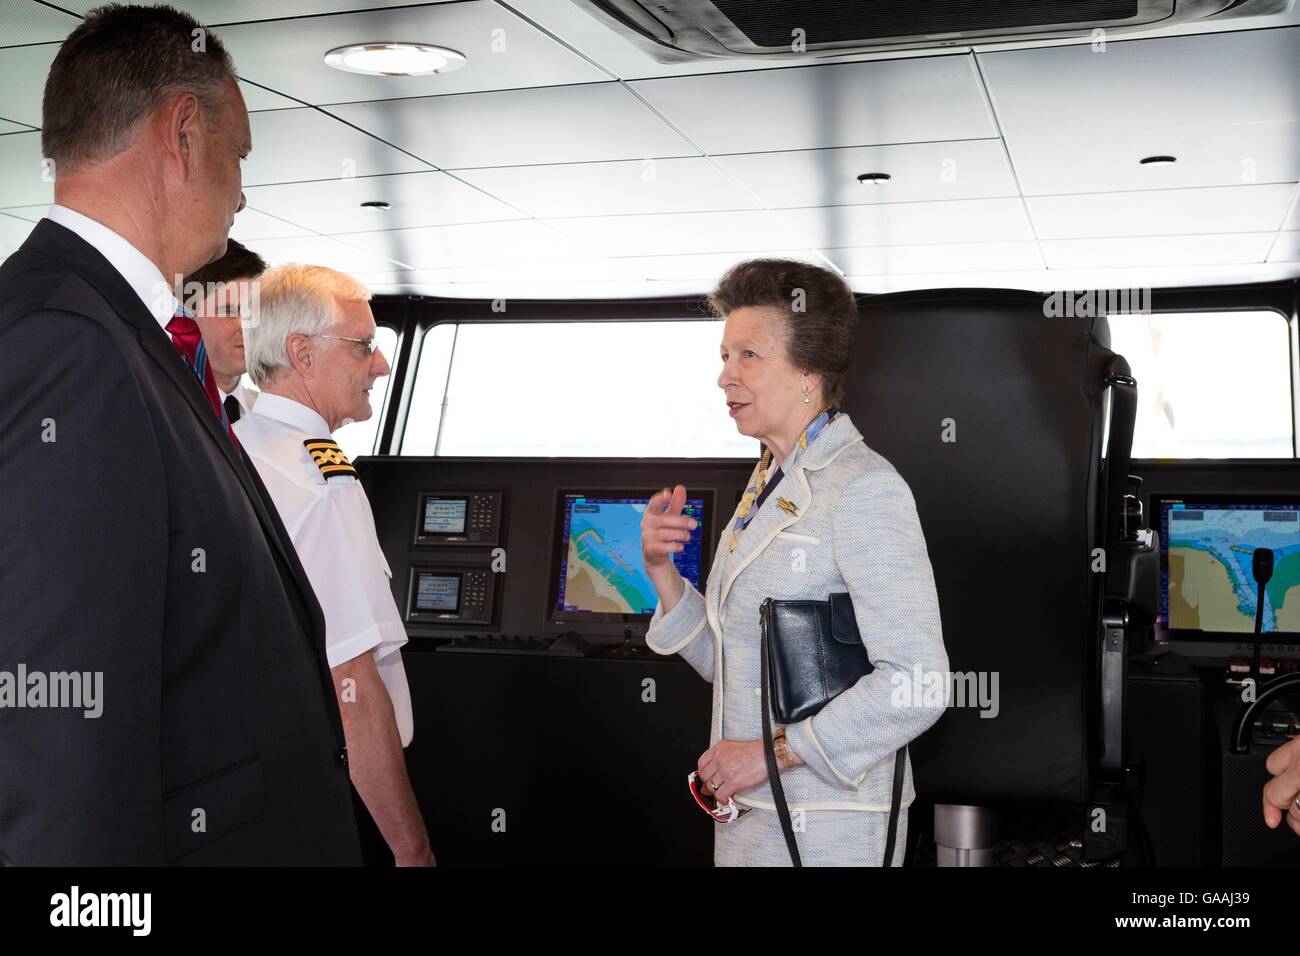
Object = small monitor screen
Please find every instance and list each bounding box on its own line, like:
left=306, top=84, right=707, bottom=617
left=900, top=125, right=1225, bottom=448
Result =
left=423, top=497, right=467, bottom=536
left=553, top=492, right=706, bottom=619
left=1158, top=497, right=1300, bottom=636
left=415, top=572, right=461, bottom=613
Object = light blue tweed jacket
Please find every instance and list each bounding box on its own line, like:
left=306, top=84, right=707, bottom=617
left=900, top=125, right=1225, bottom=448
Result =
left=648, top=412, right=949, bottom=815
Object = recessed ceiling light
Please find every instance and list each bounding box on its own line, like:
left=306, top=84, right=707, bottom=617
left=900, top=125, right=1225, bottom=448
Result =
left=360, top=200, right=391, bottom=211
left=857, top=172, right=891, bottom=184
left=1139, top=155, right=1177, bottom=166
left=324, top=42, right=467, bottom=77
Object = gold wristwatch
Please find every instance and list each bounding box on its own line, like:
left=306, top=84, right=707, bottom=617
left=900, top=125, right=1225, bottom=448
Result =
left=773, top=726, right=798, bottom=772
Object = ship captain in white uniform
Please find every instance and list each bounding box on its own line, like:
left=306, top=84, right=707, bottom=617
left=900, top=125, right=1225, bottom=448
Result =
left=234, top=263, right=435, bottom=867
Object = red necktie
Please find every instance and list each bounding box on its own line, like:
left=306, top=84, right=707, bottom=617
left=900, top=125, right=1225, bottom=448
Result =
left=166, top=310, right=239, bottom=450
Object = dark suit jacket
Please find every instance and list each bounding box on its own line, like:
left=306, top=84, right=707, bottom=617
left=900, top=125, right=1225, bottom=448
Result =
left=0, top=219, right=362, bottom=865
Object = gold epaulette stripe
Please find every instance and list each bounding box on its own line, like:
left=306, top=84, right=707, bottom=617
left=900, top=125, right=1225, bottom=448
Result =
left=303, top=438, right=357, bottom=480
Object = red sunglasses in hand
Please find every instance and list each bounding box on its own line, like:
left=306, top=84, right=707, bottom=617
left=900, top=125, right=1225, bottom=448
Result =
left=688, top=771, right=750, bottom=823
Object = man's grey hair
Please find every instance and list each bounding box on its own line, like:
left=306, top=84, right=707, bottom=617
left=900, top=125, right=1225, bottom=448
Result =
left=246, top=264, right=373, bottom=387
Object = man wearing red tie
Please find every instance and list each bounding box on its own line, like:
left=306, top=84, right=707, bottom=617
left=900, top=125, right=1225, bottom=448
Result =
left=187, top=238, right=268, bottom=424
left=0, top=5, right=360, bottom=865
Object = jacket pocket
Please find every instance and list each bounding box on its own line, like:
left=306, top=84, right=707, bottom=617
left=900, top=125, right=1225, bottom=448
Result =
left=163, top=754, right=263, bottom=861
left=775, top=531, right=822, bottom=545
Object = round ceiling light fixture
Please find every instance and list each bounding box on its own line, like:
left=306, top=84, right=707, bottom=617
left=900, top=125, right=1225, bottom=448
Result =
left=360, top=200, right=392, bottom=211
left=1139, top=155, right=1177, bottom=166
left=857, top=172, right=892, bottom=184
left=324, top=42, right=467, bottom=77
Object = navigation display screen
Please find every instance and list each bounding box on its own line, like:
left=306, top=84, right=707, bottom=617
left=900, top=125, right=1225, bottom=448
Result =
left=1158, top=496, right=1300, bottom=636
left=553, top=493, right=705, bottom=618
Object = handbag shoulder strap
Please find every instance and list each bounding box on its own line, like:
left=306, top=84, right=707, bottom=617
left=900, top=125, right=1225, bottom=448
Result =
left=883, top=748, right=906, bottom=866
left=760, top=625, right=802, bottom=866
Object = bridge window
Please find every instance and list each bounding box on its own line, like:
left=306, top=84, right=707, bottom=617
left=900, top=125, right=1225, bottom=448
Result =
left=1107, top=311, right=1293, bottom=459
left=400, top=321, right=760, bottom=458
left=393, top=311, right=1294, bottom=460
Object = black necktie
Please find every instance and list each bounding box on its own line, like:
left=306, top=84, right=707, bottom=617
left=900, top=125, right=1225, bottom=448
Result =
left=223, top=394, right=242, bottom=424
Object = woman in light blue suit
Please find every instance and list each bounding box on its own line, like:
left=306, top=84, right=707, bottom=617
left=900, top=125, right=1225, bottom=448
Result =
left=641, top=259, right=949, bottom=866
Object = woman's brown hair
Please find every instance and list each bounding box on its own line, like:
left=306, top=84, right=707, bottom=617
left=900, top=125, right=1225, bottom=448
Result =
left=709, top=258, right=859, bottom=406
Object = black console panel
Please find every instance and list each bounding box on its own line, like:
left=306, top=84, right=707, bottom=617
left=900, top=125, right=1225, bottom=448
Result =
left=360, top=456, right=754, bottom=645
left=349, top=454, right=1299, bottom=865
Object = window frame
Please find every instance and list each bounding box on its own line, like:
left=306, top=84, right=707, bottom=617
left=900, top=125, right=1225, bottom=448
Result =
left=367, top=283, right=1300, bottom=462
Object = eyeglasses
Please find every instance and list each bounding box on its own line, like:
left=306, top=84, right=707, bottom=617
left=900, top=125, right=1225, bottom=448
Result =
left=688, top=771, right=750, bottom=824
left=313, top=333, right=379, bottom=355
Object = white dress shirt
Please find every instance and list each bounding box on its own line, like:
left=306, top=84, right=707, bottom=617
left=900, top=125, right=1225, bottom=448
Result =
left=218, top=381, right=259, bottom=419
left=233, top=392, right=414, bottom=746
left=44, top=204, right=180, bottom=329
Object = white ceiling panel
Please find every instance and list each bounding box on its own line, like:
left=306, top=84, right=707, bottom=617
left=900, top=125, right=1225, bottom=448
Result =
left=245, top=234, right=412, bottom=273
left=548, top=198, right=1033, bottom=258
left=455, top=157, right=758, bottom=219
left=240, top=81, right=303, bottom=113
left=1284, top=187, right=1300, bottom=230
left=0, top=1, right=78, bottom=47
left=0, top=202, right=40, bottom=222
left=0, top=131, right=52, bottom=207
left=335, top=220, right=591, bottom=270
left=228, top=206, right=314, bottom=241
left=0, top=209, right=34, bottom=257
left=0, top=42, right=56, bottom=128
left=1006, top=121, right=1300, bottom=196
left=215, top=1, right=609, bottom=107
left=823, top=240, right=1043, bottom=276
left=383, top=249, right=824, bottom=286
left=244, top=170, right=521, bottom=234
left=629, top=55, right=996, bottom=155
left=787, top=197, right=1035, bottom=248
left=359, top=276, right=712, bottom=300
left=0, top=201, right=42, bottom=222
left=1268, top=232, right=1300, bottom=263
left=327, top=83, right=697, bottom=169
left=712, top=139, right=1018, bottom=208
left=547, top=209, right=812, bottom=258
left=8, top=202, right=318, bottom=251
left=0, top=44, right=305, bottom=128
left=845, top=261, right=1300, bottom=295
left=1027, top=184, right=1296, bottom=239
left=56, top=0, right=441, bottom=22
left=980, top=27, right=1300, bottom=134
left=1042, top=233, right=1275, bottom=269
left=244, top=108, right=430, bottom=186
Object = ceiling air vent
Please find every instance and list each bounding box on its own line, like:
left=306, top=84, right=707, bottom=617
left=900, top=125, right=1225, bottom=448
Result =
left=571, top=0, right=1291, bottom=62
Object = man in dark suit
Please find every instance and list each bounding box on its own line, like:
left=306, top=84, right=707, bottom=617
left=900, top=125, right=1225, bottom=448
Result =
left=0, top=5, right=361, bottom=865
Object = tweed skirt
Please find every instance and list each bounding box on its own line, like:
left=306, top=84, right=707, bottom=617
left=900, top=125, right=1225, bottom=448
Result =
left=714, top=806, right=908, bottom=867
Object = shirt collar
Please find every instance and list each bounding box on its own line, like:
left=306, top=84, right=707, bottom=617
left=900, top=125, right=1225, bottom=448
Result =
left=219, top=380, right=250, bottom=406
left=45, top=204, right=179, bottom=331
left=250, top=392, right=332, bottom=438
left=781, top=411, right=861, bottom=474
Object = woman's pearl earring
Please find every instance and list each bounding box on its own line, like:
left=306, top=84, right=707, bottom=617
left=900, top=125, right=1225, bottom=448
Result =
left=803, top=391, right=811, bottom=404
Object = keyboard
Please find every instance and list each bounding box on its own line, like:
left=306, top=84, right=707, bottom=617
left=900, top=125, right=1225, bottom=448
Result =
left=437, top=635, right=555, bottom=655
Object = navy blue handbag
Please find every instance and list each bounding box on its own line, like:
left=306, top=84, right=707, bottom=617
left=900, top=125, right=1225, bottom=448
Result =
left=760, top=593, right=906, bottom=867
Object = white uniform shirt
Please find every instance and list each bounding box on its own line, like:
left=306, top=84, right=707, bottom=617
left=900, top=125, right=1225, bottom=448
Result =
left=234, top=392, right=414, bottom=746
